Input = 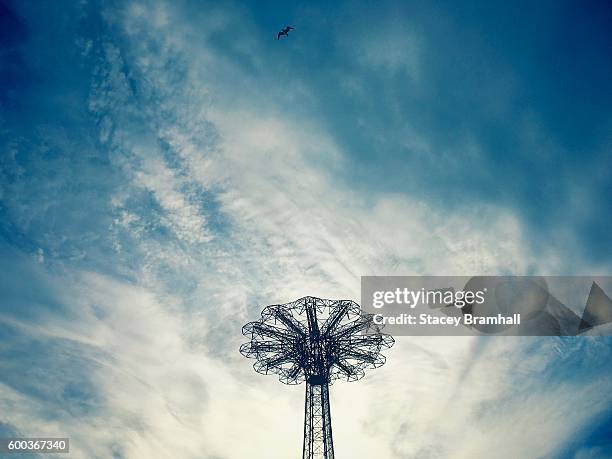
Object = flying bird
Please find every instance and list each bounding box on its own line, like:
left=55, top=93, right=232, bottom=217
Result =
left=277, top=26, right=294, bottom=40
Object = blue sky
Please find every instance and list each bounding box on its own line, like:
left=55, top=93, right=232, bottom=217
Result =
left=1, top=0, right=611, bottom=458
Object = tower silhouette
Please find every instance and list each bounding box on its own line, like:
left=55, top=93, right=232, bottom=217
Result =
left=240, top=296, right=394, bottom=458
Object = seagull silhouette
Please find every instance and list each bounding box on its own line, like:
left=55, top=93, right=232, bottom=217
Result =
left=277, top=26, right=294, bottom=40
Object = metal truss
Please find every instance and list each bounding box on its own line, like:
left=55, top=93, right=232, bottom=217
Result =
left=241, top=296, right=394, bottom=459
left=303, top=381, right=334, bottom=459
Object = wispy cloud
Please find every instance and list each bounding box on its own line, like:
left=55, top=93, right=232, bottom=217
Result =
left=1, top=1, right=611, bottom=458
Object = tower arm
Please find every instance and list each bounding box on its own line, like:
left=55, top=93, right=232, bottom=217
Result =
left=264, top=353, right=296, bottom=368
left=250, top=340, right=285, bottom=353
left=305, top=300, right=321, bottom=336
left=331, top=317, right=372, bottom=339
left=273, top=306, right=308, bottom=336
left=335, top=359, right=354, bottom=376
left=252, top=322, right=295, bottom=342
left=321, top=302, right=351, bottom=336
left=341, top=349, right=378, bottom=363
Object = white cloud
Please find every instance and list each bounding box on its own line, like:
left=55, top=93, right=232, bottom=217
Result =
left=82, top=2, right=612, bottom=458
left=2, top=1, right=610, bottom=458
left=574, top=446, right=612, bottom=459
left=354, top=25, right=422, bottom=81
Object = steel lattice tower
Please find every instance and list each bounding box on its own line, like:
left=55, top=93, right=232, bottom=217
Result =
left=240, top=296, right=394, bottom=459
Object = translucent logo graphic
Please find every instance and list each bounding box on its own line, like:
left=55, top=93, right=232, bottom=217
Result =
left=361, top=276, right=612, bottom=336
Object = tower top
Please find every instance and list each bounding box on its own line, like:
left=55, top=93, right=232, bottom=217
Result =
left=240, top=296, right=394, bottom=385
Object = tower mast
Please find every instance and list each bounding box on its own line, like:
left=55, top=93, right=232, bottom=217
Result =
left=303, top=380, right=334, bottom=459
left=302, top=297, right=334, bottom=458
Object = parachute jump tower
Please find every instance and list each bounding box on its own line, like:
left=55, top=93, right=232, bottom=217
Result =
left=240, top=296, right=394, bottom=459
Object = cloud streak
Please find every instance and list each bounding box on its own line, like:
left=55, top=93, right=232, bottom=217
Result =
left=1, top=1, right=611, bottom=458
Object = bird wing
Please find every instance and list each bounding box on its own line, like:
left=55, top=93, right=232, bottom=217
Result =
left=277, top=31, right=282, bottom=40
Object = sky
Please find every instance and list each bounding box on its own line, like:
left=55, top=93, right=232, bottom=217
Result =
left=0, top=0, right=611, bottom=458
